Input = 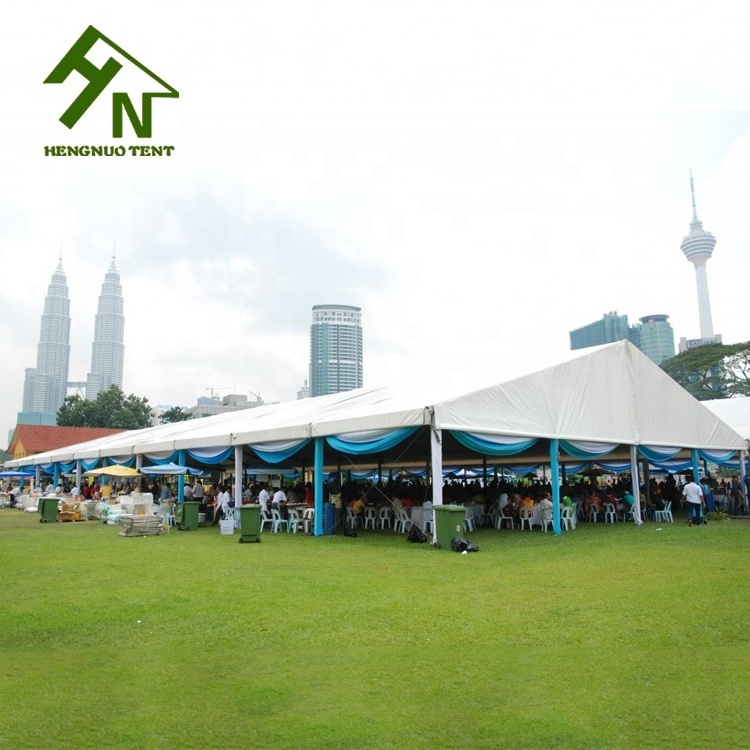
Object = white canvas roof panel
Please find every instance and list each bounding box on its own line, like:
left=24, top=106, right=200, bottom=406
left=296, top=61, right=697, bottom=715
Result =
left=7, top=341, right=746, bottom=468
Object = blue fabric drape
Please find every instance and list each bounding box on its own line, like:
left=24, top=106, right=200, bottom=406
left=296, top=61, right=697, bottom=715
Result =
left=81, top=459, right=99, bottom=471
left=326, top=427, right=418, bottom=455
left=504, top=464, right=541, bottom=474
left=597, top=460, right=633, bottom=473
left=698, top=449, right=737, bottom=465
left=450, top=431, right=537, bottom=457
left=186, top=447, right=234, bottom=465
left=650, top=459, right=692, bottom=472
left=639, top=445, right=681, bottom=462
left=560, top=440, right=618, bottom=459
left=249, top=439, right=310, bottom=464
left=560, top=462, right=586, bottom=474
left=142, top=452, right=178, bottom=465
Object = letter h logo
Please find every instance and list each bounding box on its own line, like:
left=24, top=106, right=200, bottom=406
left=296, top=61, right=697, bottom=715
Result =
left=44, top=25, right=178, bottom=138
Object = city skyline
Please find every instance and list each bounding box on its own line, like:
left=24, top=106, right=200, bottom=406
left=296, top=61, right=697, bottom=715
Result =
left=17, top=258, right=126, bottom=429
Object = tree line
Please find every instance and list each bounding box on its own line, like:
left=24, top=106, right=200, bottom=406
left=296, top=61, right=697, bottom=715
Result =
left=56, top=386, right=190, bottom=429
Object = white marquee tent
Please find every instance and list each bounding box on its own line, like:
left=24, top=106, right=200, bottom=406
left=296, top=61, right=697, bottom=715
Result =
left=8, top=341, right=747, bottom=535
left=703, top=397, right=750, bottom=442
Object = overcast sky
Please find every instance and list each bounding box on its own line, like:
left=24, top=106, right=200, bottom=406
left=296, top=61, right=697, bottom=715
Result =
left=1, top=0, right=749, bottom=442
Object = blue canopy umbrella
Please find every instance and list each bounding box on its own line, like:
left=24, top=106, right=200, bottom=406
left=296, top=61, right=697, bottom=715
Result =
left=139, top=462, right=188, bottom=475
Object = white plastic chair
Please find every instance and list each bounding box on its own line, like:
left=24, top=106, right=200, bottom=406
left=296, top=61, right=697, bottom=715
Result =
left=271, top=509, right=288, bottom=533
left=302, top=507, right=314, bottom=533
left=346, top=507, right=362, bottom=529
left=288, top=508, right=304, bottom=534
left=519, top=507, right=533, bottom=531
left=496, top=508, right=515, bottom=530
left=160, top=504, right=174, bottom=533
left=260, top=509, right=273, bottom=533
left=363, top=507, right=377, bottom=529
left=587, top=503, right=601, bottom=523
left=561, top=505, right=576, bottom=530
left=378, top=507, right=392, bottom=530
left=464, top=508, right=475, bottom=532
left=540, top=509, right=552, bottom=532
left=423, top=508, right=434, bottom=534
left=393, top=508, right=411, bottom=533
left=604, top=502, right=618, bottom=523
left=654, top=500, right=673, bottom=523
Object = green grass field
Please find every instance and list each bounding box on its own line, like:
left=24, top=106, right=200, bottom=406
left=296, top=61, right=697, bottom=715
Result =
left=1, top=508, right=749, bottom=749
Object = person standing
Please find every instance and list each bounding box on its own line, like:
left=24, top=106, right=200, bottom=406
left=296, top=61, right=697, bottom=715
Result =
left=213, top=485, right=231, bottom=525
left=192, top=480, right=204, bottom=502
left=729, top=476, right=741, bottom=515
left=258, top=483, right=270, bottom=514
left=682, top=475, right=706, bottom=526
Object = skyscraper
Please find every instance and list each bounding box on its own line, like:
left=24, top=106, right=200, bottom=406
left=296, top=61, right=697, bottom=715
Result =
left=86, top=257, right=125, bottom=400
left=680, top=173, right=717, bottom=341
left=19, top=259, right=71, bottom=424
left=569, top=311, right=629, bottom=350
left=638, top=314, right=675, bottom=365
left=309, top=304, right=363, bottom=397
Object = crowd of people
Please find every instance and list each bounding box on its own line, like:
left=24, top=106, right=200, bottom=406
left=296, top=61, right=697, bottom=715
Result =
left=2, top=468, right=748, bottom=525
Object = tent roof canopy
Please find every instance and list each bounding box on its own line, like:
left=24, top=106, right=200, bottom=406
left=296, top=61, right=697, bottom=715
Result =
left=7, top=342, right=747, bottom=471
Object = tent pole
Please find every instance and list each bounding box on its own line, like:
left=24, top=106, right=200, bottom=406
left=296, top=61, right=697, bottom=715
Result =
left=550, top=439, right=561, bottom=535
left=630, top=445, right=642, bottom=525
left=234, top=447, right=243, bottom=510
left=177, top=451, right=185, bottom=502
left=76, top=460, right=82, bottom=494
left=691, top=449, right=700, bottom=486
left=739, top=450, right=748, bottom=510
left=642, top=458, right=651, bottom=521
left=314, top=437, right=324, bottom=536
left=430, top=425, right=444, bottom=546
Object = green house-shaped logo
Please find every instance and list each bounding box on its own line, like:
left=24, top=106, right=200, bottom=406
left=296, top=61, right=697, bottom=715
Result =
left=44, top=25, right=179, bottom=138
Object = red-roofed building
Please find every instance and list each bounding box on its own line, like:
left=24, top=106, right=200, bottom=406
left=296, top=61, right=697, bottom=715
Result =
left=7, top=425, right=124, bottom=461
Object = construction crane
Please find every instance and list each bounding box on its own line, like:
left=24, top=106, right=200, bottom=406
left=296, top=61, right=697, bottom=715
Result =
left=248, top=389, right=263, bottom=404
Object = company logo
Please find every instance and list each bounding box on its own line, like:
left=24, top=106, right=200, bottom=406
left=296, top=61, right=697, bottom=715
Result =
left=43, top=25, right=178, bottom=156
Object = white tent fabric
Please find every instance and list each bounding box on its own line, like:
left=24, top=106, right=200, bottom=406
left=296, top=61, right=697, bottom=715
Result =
left=7, top=341, right=747, bottom=469
left=703, top=397, right=750, bottom=441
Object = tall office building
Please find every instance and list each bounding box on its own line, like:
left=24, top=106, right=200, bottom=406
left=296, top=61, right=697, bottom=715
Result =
left=19, top=259, right=71, bottom=424
left=309, top=304, right=363, bottom=397
left=638, top=314, right=675, bottom=365
left=569, top=311, right=629, bottom=350
left=85, top=258, right=125, bottom=400
left=680, top=173, right=717, bottom=341
left=569, top=311, right=675, bottom=365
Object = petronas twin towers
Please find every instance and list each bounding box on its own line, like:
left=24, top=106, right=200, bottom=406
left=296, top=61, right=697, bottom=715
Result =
left=20, top=258, right=125, bottom=425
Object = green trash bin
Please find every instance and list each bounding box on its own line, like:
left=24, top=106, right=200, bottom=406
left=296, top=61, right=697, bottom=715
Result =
left=39, top=496, right=59, bottom=523
left=179, top=501, right=200, bottom=531
left=434, top=504, right=466, bottom=550
left=239, top=504, right=261, bottom=543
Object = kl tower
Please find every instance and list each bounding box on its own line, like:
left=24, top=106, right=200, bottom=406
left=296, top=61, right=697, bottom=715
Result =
left=680, top=172, right=717, bottom=341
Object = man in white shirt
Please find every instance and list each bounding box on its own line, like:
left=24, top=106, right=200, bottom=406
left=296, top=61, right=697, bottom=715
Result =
left=258, top=484, right=270, bottom=513
left=192, top=480, right=205, bottom=502
left=272, top=487, right=287, bottom=507
left=213, top=485, right=232, bottom=525
left=682, top=476, right=705, bottom=526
